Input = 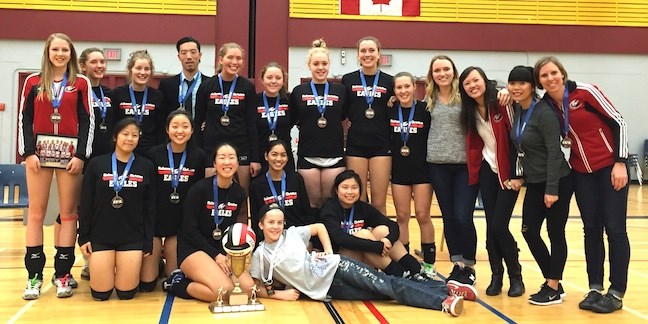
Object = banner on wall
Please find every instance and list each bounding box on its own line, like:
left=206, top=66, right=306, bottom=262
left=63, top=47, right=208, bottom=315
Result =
left=340, top=0, right=420, bottom=16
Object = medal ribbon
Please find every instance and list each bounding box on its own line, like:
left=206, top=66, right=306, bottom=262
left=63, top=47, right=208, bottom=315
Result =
left=309, top=81, right=329, bottom=117
left=212, top=176, right=225, bottom=227
left=51, top=72, right=69, bottom=109
left=547, top=87, right=570, bottom=138
left=259, top=234, right=286, bottom=285
left=359, top=70, right=380, bottom=107
left=167, top=143, right=187, bottom=191
left=218, top=74, right=239, bottom=115
left=128, top=85, right=149, bottom=124
left=398, top=101, right=417, bottom=145
left=263, top=91, right=281, bottom=134
left=91, top=86, right=107, bottom=121
left=178, top=72, right=202, bottom=111
left=343, top=205, right=355, bottom=234
left=515, top=98, right=537, bottom=149
left=265, top=171, right=286, bottom=208
left=111, top=152, right=135, bottom=195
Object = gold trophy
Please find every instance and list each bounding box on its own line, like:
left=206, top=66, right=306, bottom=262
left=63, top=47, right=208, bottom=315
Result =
left=209, top=223, right=265, bottom=313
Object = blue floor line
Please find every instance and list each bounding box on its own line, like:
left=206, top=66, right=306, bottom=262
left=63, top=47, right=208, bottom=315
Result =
left=438, top=272, right=516, bottom=323
left=159, top=293, right=175, bottom=324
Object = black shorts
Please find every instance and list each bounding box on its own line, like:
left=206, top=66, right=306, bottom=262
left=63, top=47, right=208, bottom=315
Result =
left=345, top=144, right=391, bottom=159
left=92, top=242, right=142, bottom=252
left=297, top=156, right=346, bottom=170
left=177, top=238, right=202, bottom=267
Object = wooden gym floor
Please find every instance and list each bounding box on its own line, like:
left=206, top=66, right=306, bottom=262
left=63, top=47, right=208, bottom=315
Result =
left=2, top=185, right=648, bottom=323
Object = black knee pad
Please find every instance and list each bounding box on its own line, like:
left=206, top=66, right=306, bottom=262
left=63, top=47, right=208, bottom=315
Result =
left=91, top=288, right=113, bottom=301
left=138, top=280, right=157, bottom=292
left=116, top=287, right=137, bottom=300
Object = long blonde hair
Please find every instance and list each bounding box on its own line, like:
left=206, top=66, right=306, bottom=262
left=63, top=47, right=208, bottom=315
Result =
left=216, top=43, right=244, bottom=74
left=424, top=55, right=460, bottom=111
left=38, top=33, right=79, bottom=101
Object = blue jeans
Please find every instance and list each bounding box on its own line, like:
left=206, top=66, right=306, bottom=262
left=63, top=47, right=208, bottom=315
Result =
left=327, top=256, right=449, bottom=310
left=428, top=163, right=479, bottom=265
left=573, top=165, right=630, bottom=297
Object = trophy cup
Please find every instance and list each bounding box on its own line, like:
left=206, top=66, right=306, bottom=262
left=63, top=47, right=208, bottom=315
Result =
left=209, top=223, right=265, bottom=313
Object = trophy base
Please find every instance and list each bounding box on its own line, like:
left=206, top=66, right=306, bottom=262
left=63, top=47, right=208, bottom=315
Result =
left=209, top=301, right=265, bottom=313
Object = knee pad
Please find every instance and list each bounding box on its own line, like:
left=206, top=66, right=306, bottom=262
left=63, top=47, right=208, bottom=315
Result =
left=138, top=280, right=157, bottom=292
left=56, top=214, right=61, bottom=224
left=116, top=287, right=137, bottom=300
left=91, top=288, right=113, bottom=301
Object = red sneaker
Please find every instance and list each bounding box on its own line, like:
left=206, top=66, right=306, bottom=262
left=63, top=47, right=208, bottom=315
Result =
left=442, top=295, right=463, bottom=316
left=447, top=281, right=478, bottom=301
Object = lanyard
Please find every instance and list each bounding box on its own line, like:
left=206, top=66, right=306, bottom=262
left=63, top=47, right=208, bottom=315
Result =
left=263, top=91, right=281, bottom=134
left=212, top=177, right=226, bottom=227
left=343, top=205, right=355, bottom=234
left=265, top=171, right=286, bottom=208
left=178, top=72, right=201, bottom=110
left=218, top=74, right=239, bottom=115
left=515, top=98, right=537, bottom=148
left=92, top=86, right=107, bottom=120
left=359, top=70, right=380, bottom=107
left=128, top=85, right=149, bottom=124
left=309, top=81, right=329, bottom=116
left=259, top=234, right=286, bottom=285
left=51, top=73, right=69, bottom=109
left=547, top=87, right=570, bottom=137
left=111, top=153, right=135, bottom=194
left=398, top=101, right=417, bottom=144
left=167, top=144, right=187, bottom=191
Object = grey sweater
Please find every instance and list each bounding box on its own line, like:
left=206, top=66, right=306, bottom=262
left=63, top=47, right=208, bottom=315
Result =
left=510, top=100, right=570, bottom=195
left=426, top=100, right=466, bottom=164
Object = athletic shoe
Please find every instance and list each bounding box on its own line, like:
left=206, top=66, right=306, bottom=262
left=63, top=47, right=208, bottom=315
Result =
left=578, top=290, right=603, bottom=310
left=54, top=274, right=73, bottom=298
left=441, top=295, right=464, bottom=316
left=591, top=293, right=623, bottom=313
left=530, top=282, right=566, bottom=300
left=163, top=269, right=185, bottom=292
left=52, top=273, right=78, bottom=289
left=22, top=275, right=42, bottom=300
left=445, top=264, right=462, bottom=283
left=407, top=272, right=433, bottom=283
left=529, top=285, right=562, bottom=306
left=447, top=281, right=478, bottom=301
left=80, top=265, right=90, bottom=280
left=449, top=266, right=476, bottom=286
left=421, top=262, right=436, bottom=279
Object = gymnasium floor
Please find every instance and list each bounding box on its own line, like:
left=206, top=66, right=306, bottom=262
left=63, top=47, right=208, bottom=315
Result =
left=2, top=185, right=647, bottom=323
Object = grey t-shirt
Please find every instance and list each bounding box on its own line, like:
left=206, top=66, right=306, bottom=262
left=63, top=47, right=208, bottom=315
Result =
left=250, top=226, right=341, bottom=301
left=426, top=100, right=467, bottom=164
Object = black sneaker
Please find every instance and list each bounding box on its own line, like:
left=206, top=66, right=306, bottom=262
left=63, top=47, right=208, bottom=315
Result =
left=591, top=293, right=623, bottom=313
left=407, top=272, right=432, bottom=283
left=454, top=267, right=476, bottom=286
left=579, top=290, right=603, bottom=310
left=529, top=285, right=562, bottom=306
left=446, top=264, right=462, bottom=283
left=529, top=282, right=566, bottom=300
left=162, top=269, right=185, bottom=292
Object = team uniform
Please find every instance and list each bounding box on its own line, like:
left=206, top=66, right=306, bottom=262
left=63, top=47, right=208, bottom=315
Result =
left=158, top=72, right=210, bottom=119
left=320, top=198, right=399, bottom=253
left=147, top=144, right=206, bottom=237
left=194, top=75, right=259, bottom=165
left=111, top=85, right=165, bottom=159
left=387, top=101, right=430, bottom=184
left=290, top=82, right=347, bottom=169
left=177, top=177, right=246, bottom=266
left=90, top=85, right=113, bottom=159
left=253, top=93, right=295, bottom=172
left=342, top=70, right=394, bottom=157
left=543, top=80, right=630, bottom=306
left=18, top=73, right=94, bottom=162
left=249, top=171, right=313, bottom=241
left=78, top=153, right=156, bottom=254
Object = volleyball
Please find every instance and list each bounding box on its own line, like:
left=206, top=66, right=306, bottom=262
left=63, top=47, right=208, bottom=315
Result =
left=222, top=223, right=256, bottom=256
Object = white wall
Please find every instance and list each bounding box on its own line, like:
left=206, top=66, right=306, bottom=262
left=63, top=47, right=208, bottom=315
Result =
left=0, top=39, right=216, bottom=163
left=289, top=47, right=648, bottom=163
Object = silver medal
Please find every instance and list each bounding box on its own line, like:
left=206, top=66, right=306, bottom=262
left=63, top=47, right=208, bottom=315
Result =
left=170, top=191, right=181, bottom=204
left=178, top=105, right=185, bottom=111
left=220, top=115, right=230, bottom=126
left=50, top=112, right=62, bottom=124
left=268, top=134, right=278, bottom=142
left=317, top=117, right=327, bottom=128
left=212, top=228, right=222, bottom=240
left=112, top=194, right=124, bottom=209
left=517, top=151, right=525, bottom=158
left=400, top=145, right=410, bottom=157
left=365, top=107, right=375, bottom=119
left=99, top=122, right=107, bottom=133
left=561, top=138, right=572, bottom=148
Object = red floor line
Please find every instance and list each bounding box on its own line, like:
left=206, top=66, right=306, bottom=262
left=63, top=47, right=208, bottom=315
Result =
left=363, top=300, right=389, bottom=324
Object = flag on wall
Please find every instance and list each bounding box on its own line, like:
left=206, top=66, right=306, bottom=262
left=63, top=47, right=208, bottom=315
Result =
left=340, top=0, right=421, bottom=17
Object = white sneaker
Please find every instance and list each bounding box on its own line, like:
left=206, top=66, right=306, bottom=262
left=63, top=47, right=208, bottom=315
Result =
left=22, top=275, right=42, bottom=300
left=54, top=274, right=73, bottom=298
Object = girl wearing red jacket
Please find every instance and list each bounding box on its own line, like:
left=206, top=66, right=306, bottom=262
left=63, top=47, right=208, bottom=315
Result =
left=535, top=56, right=630, bottom=314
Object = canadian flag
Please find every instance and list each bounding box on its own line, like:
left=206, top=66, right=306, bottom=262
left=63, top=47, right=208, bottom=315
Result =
left=340, top=0, right=420, bottom=17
